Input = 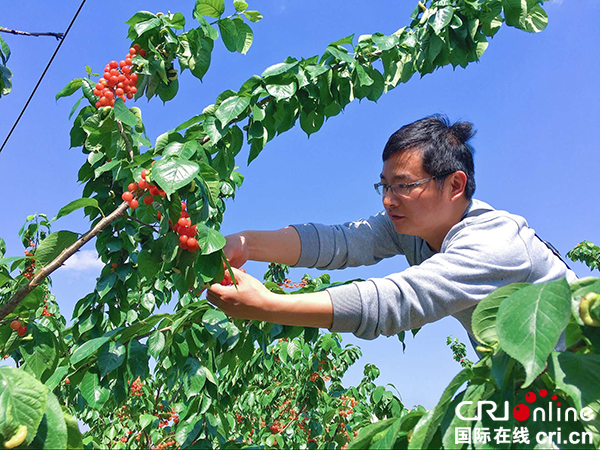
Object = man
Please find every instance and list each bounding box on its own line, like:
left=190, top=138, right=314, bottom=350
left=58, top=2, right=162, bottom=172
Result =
left=207, top=115, right=576, bottom=347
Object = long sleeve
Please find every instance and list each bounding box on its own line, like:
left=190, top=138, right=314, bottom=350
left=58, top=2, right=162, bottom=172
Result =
left=290, top=211, right=421, bottom=269
left=327, top=216, right=533, bottom=340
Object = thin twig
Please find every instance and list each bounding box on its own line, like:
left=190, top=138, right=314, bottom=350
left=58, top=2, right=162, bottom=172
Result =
left=0, top=202, right=129, bottom=321
left=126, top=215, right=158, bottom=233
left=116, top=120, right=135, bottom=161
left=0, top=26, right=64, bottom=40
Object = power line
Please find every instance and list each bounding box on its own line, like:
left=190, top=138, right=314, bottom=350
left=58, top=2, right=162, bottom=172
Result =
left=0, top=0, right=88, bottom=154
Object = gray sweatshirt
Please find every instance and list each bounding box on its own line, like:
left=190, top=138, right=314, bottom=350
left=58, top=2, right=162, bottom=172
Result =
left=291, top=199, right=577, bottom=342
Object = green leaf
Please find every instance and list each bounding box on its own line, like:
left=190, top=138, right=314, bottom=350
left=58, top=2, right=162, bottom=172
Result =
left=98, top=342, right=126, bottom=375
left=408, top=368, right=472, bottom=449
left=80, top=371, right=109, bottom=409
left=0, top=366, right=47, bottom=446
left=134, top=17, right=161, bottom=36
left=300, top=110, right=324, bottom=137
left=63, top=410, right=83, bottom=450
left=429, top=6, right=454, bottom=34
left=243, top=10, right=262, bottom=22
left=148, top=331, right=166, bottom=358
left=471, top=283, right=529, bottom=345
left=52, top=198, right=101, bottom=221
left=183, top=358, right=207, bottom=395
left=71, top=336, right=112, bottom=366
left=56, top=79, right=83, bottom=101
left=196, top=224, right=226, bottom=254
left=137, top=248, right=161, bottom=280
left=195, top=0, right=226, bottom=18
left=30, top=391, right=67, bottom=450
left=518, top=1, right=548, bottom=33
left=152, top=157, right=200, bottom=197
left=372, top=33, right=398, bottom=51
left=550, top=352, right=600, bottom=411
left=35, top=231, right=79, bottom=267
left=496, top=278, right=572, bottom=387
left=262, top=61, right=299, bottom=79
left=502, top=0, right=526, bottom=27
left=215, top=96, right=250, bottom=127
left=21, top=323, right=59, bottom=382
left=203, top=116, right=226, bottom=144
left=114, top=99, right=138, bottom=127
left=234, top=1, right=248, bottom=11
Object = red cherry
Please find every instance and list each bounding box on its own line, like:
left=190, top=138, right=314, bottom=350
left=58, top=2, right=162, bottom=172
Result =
left=143, top=196, right=154, bottom=205
left=187, top=238, right=199, bottom=252
left=17, top=326, right=27, bottom=337
left=138, top=180, right=148, bottom=190
left=179, top=235, right=189, bottom=246
left=141, top=169, right=149, bottom=180
left=129, top=199, right=139, bottom=209
left=122, top=191, right=133, bottom=202
left=128, top=182, right=138, bottom=192
left=10, top=319, right=21, bottom=330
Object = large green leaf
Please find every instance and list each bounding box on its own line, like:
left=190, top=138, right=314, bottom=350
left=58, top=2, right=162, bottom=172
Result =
left=183, top=358, right=207, bottom=396
left=70, top=336, right=112, bottom=365
left=550, top=352, right=600, bottom=411
left=35, top=231, right=79, bottom=267
left=21, top=323, right=59, bottom=382
left=408, top=368, right=473, bottom=449
left=152, top=157, right=199, bottom=196
left=496, top=278, right=571, bottom=387
left=63, top=411, right=83, bottom=450
left=502, top=0, right=526, bottom=27
left=215, top=95, right=250, bottom=127
left=471, top=283, right=529, bottom=345
left=196, top=224, right=226, bottom=255
left=80, top=371, right=109, bottom=409
left=0, top=366, right=47, bottom=446
left=52, top=198, right=101, bottom=222
left=429, top=6, right=454, bottom=34
left=195, top=0, right=225, bottom=18
left=97, top=341, right=126, bottom=375
left=113, top=99, right=138, bottom=127
left=30, top=391, right=67, bottom=450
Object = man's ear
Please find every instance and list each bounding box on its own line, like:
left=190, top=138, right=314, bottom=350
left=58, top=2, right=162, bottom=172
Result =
left=448, top=171, right=467, bottom=201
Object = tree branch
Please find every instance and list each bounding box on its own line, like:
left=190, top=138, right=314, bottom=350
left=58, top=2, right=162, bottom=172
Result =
left=0, top=26, right=64, bottom=40
left=0, top=202, right=130, bottom=321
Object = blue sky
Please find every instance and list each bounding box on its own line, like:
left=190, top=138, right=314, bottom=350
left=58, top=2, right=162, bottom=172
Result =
left=1, top=0, right=599, bottom=409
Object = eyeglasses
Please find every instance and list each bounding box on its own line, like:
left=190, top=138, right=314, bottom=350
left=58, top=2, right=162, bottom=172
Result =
left=374, top=171, right=455, bottom=197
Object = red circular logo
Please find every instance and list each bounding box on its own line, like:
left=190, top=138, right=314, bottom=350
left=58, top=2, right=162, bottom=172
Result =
left=513, top=404, right=531, bottom=422
left=539, top=389, right=548, bottom=397
left=525, top=392, right=537, bottom=403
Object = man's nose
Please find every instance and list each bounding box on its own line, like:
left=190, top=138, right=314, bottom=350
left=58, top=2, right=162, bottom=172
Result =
left=382, top=189, right=398, bottom=208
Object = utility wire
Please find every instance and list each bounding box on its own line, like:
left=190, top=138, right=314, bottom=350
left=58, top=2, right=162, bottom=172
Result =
left=0, top=0, right=88, bottom=154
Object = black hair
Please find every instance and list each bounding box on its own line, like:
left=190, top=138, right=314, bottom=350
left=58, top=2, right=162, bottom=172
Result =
left=382, top=114, right=476, bottom=199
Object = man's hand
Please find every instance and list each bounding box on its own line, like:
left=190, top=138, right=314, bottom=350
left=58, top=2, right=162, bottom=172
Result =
left=206, top=267, right=334, bottom=329
left=207, top=267, right=277, bottom=321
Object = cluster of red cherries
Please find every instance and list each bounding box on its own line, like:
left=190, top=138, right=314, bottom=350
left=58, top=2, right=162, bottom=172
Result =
left=171, top=202, right=200, bottom=252
left=122, top=168, right=166, bottom=209
left=93, top=44, right=146, bottom=108
left=130, top=376, right=144, bottom=397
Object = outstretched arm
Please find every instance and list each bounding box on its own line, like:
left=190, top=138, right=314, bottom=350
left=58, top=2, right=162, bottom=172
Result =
left=224, top=226, right=301, bottom=268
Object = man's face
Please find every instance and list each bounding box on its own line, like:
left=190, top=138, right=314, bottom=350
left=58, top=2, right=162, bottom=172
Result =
left=380, top=149, right=451, bottom=238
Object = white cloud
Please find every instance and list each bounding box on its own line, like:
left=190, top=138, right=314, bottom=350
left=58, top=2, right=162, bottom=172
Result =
left=61, top=250, right=105, bottom=272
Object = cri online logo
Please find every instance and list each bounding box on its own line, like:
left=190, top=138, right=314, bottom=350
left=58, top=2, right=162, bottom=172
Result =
left=456, top=389, right=595, bottom=422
